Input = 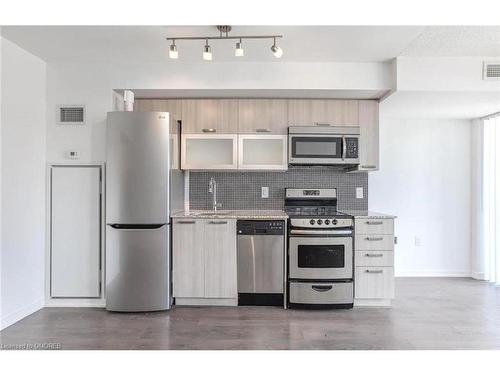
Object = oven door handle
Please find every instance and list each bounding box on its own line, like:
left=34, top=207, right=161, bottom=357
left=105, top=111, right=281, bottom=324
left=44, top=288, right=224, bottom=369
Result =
left=342, top=136, right=347, bottom=160
left=311, top=285, right=333, bottom=292
left=290, top=229, right=353, bottom=235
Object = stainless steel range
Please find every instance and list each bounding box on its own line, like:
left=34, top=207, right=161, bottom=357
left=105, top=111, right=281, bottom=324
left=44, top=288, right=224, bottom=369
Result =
left=285, top=188, right=354, bottom=308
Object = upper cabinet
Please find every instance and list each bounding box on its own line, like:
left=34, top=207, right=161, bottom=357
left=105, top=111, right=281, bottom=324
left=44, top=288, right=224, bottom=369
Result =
left=238, top=99, right=288, bottom=134
left=288, top=99, right=359, bottom=127
left=352, top=100, right=379, bottom=172
left=134, top=99, right=182, bottom=124
left=181, top=99, right=238, bottom=134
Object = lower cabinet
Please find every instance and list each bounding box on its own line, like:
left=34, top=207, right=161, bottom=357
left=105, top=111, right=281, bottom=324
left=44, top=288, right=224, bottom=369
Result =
left=173, top=218, right=237, bottom=305
left=354, top=217, right=395, bottom=306
left=355, top=266, right=395, bottom=299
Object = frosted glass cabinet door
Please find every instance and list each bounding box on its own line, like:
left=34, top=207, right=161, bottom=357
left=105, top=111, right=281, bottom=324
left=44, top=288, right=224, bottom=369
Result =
left=181, top=134, right=238, bottom=170
left=51, top=166, right=101, bottom=298
left=238, top=135, right=288, bottom=170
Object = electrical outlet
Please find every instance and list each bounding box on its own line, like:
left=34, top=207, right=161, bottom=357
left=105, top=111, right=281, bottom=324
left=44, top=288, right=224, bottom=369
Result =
left=356, top=187, right=364, bottom=199
left=415, top=236, right=423, bottom=246
left=261, top=186, right=269, bottom=198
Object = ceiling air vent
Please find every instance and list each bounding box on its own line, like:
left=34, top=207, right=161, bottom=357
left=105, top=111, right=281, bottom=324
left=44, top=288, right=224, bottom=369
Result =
left=483, top=62, right=500, bottom=80
left=57, top=105, right=86, bottom=125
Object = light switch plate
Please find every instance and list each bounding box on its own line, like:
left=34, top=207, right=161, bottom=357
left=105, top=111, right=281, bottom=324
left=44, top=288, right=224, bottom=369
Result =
left=356, top=187, right=364, bottom=199
left=261, top=186, right=269, bottom=198
left=415, top=236, right=423, bottom=246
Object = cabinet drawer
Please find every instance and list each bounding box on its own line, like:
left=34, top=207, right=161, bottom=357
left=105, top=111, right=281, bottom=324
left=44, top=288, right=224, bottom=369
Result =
left=355, top=267, right=394, bottom=299
left=355, top=218, right=393, bottom=235
left=289, top=281, right=353, bottom=305
left=355, top=251, right=394, bottom=267
left=355, top=234, right=394, bottom=251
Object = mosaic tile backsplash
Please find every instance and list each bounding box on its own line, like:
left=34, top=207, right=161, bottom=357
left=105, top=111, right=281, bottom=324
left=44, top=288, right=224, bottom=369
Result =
left=189, top=169, right=368, bottom=211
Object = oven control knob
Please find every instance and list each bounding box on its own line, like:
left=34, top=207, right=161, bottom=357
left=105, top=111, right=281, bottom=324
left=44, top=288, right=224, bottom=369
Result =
left=309, top=219, right=315, bottom=225
left=324, top=219, right=330, bottom=225
left=317, top=219, right=323, bottom=225
left=332, top=219, right=338, bottom=225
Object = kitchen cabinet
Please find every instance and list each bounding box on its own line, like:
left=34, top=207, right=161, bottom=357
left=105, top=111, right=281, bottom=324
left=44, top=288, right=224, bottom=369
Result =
left=350, top=100, right=379, bottom=172
left=50, top=166, right=102, bottom=298
left=288, top=99, right=359, bottom=127
left=181, top=99, right=238, bottom=134
left=354, top=217, right=395, bottom=306
left=238, top=135, right=288, bottom=170
left=181, top=134, right=238, bottom=170
left=204, top=220, right=237, bottom=298
left=172, top=219, right=204, bottom=298
left=355, top=267, right=395, bottom=299
left=173, top=218, right=237, bottom=305
left=134, top=99, right=182, bottom=124
left=238, top=99, right=288, bottom=134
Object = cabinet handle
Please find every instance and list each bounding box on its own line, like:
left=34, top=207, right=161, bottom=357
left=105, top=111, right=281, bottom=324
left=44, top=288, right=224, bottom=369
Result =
left=255, top=128, right=271, bottom=133
left=365, top=269, right=383, bottom=274
left=365, top=221, right=383, bottom=225
left=314, top=122, right=330, bottom=126
left=365, top=236, right=384, bottom=241
left=361, top=165, right=377, bottom=169
left=177, top=220, right=195, bottom=224
left=365, top=253, right=384, bottom=257
left=202, top=128, right=216, bottom=133
left=311, top=285, right=333, bottom=292
left=208, top=221, right=228, bottom=225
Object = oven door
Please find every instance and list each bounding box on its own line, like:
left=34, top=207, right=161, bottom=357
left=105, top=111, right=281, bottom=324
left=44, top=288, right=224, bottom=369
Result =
left=289, top=134, right=343, bottom=164
left=289, top=236, right=353, bottom=280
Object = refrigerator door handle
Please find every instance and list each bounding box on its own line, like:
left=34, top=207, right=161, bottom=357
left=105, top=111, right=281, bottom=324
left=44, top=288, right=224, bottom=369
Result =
left=108, top=224, right=166, bottom=230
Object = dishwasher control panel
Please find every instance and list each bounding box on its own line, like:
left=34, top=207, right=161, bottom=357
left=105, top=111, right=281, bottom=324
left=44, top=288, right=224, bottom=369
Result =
left=237, top=220, right=285, bottom=235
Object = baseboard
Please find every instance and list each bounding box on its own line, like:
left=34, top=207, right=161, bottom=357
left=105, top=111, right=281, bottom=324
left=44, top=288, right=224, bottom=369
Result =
left=44, top=298, right=106, bottom=308
left=1, top=299, right=44, bottom=331
left=354, top=299, right=392, bottom=307
left=471, top=271, right=486, bottom=280
left=175, top=297, right=238, bottom=306
left=396, top=269, right=472, bottom=277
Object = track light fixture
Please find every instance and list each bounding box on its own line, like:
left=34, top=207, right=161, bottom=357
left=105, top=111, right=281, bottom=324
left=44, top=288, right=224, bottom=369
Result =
left=166, top=26, right=283, bottom=61
left=169, top=40, right=178, bottom=59
left=270, top=37, right=283, bottom=58
left=235, top=38, right=244, bottom=57
left=203, top=40, right=212, bottom=61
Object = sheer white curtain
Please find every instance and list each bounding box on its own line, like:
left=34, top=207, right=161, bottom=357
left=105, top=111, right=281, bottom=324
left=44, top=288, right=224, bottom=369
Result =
left=482, top=113, right=500, bottom=286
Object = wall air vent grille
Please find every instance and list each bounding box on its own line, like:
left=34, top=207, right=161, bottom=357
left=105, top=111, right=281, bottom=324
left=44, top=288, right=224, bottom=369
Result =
left=57, top=105, right=86, bottom=125
left=483, top=62, right=500, bottom=80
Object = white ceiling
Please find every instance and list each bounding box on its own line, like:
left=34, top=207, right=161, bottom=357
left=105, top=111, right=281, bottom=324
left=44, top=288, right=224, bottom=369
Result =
left=381, top=91, right=500, bottom=119
left=401, top=26, right=500, bottom=57
left=2, top=25, right=427, bottom=63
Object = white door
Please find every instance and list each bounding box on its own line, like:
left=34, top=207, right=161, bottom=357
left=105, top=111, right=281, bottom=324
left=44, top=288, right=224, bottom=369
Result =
left=51, top=166, right=101, bottom=297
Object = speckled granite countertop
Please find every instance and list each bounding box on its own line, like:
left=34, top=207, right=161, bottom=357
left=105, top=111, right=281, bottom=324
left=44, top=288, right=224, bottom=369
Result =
left=340, top=210, right=397, bottom=219
left=171, top=210, right=288, bottom=220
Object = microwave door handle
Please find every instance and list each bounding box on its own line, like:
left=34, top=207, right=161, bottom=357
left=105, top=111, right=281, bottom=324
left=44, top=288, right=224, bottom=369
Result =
left=342, top=136, right=347, bottom=160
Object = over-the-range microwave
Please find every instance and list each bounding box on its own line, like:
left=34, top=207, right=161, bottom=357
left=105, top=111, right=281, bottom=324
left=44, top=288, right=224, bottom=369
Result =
left=288, top=126, right=360, bottom=166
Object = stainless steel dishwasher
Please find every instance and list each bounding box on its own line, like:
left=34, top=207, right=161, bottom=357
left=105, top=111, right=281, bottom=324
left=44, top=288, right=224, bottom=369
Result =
left=237, top=220, right=285, bottom=306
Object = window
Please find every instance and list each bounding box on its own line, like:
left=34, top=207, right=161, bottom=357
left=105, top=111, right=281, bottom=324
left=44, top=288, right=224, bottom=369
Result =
left=482, top=113, right=500, bottom=286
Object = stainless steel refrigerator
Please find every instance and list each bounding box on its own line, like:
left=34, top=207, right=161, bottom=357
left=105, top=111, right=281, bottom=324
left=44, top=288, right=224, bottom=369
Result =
left=105, top=111, right=183, bottom=312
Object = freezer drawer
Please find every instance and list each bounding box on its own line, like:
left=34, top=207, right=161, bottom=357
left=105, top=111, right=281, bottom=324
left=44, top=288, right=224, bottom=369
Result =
left=289, top=281, right=353, bottom=305
left=237, top=235, right=284, bottom=293
left=106, top=224, right=169, bottom=311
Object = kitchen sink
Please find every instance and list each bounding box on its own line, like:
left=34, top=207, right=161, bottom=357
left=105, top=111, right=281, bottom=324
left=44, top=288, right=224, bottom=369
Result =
left=188, top=210, right=231, bottom=217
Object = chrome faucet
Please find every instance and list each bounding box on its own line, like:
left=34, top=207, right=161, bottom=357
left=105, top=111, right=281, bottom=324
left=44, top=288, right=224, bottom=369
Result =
left=208, top=177, right=220, bottom=211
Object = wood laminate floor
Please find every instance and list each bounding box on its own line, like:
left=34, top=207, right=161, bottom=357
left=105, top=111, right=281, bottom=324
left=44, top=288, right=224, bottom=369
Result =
left=1, top=278, right=499, bottom=350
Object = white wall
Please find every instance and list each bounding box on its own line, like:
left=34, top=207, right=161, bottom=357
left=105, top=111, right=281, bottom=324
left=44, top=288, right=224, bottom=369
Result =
left=1, top=37, right=46, bottom=329
left=369, top=117, right=473, bottom=276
